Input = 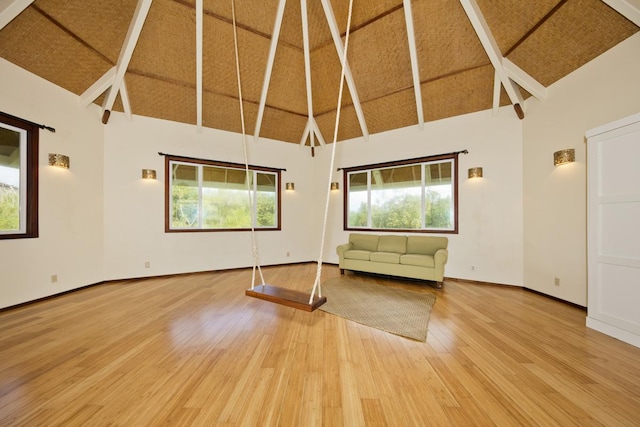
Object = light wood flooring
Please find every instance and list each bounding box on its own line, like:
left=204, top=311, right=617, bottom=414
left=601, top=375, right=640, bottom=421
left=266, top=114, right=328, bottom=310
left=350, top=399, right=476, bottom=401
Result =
left=1, top=263, right=640, bottom=426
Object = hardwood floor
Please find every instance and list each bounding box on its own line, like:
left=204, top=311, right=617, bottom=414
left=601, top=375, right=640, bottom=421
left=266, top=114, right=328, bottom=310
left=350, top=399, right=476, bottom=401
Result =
left=1, top=263, right=640, bottom=426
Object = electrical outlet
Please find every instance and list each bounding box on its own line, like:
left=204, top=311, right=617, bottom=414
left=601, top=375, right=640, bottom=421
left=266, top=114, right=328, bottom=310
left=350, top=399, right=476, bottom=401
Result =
left=51, top=274, right=58, bottom=284
left=554, top=277, right=560, bottom=286
left=471, top=266, right=475, bottom=271
left=145, top=262, right=150, bottom=268
left=286, top=252, right=290, bottom=257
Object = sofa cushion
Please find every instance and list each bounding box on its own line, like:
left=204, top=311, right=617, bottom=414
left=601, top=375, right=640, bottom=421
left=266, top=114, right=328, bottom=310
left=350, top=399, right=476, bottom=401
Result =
left=344, top=250, right=372, bottom=261
left=349, top=233, right=379, bottom=252
left=377, top=235, right=407, bottom=254
left=406, top=236, right=448, bottom=255
left=400, top=254, right=435, bottom=267
left=370, top=252, right=401, bottom=264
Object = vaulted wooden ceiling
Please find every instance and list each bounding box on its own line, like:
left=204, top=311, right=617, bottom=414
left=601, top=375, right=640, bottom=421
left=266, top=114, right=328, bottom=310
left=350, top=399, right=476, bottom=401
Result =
left=0, top=0, right=638, bottom=147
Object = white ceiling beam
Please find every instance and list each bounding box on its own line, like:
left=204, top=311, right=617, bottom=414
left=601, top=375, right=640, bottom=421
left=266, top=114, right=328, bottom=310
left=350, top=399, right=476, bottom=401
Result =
left=0, top=0, right=34, bottom=30
left=79, top=66, right=116, bottom=107
left=120, top=78, right=132, bottom=121
left=253, top=0, right=287, bottom=143
left=502, top=57, right=547, bottom=100
left=402, top=0, right=424, bottom=129
left=320, top=0, right=369, bottom=141
left=602, top=0, right=640, bottom=27
left=459, top=0, right=525, bottom=119
left=101, top=0, right=153, bottom=124
left=300, top=0, right=325, bottom=148
left=492, top=71, right=501, bottom=115
left=195, top=0, right=203, bottom=131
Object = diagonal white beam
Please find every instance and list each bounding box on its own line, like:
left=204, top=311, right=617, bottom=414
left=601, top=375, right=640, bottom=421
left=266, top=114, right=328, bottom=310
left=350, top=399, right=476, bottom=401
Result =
left=0, top=0, right=34, bottom=30
left=602, top=0, right=640, bottom=27
left=320, top=0, right=369, bottom=141
left=460, top=0, right=525, bottom=119
left=120, top=78, right=132, bottom=120
left=253, top=0, right=287, bottom=143
left=492, top=71, right=501, bottom=115
left=79, top=67, right=116, bottom=107
left=402, top=0, right=424, bottom=129
left=101, top=0, right=153, bottom=124
left=503, top=57, right=547, bottom=100
left=196, top=0, right=203, bottom=131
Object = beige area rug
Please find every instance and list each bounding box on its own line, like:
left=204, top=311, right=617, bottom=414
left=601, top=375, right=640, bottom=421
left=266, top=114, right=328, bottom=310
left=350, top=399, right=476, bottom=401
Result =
left=319, top=277, right=436, bottom=342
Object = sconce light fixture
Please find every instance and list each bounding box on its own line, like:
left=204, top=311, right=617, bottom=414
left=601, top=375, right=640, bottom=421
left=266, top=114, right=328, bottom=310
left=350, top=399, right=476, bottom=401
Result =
left=553, top=149, right=575, bottom=166
left=48, top=153, right=70, bottom=169
left=331, top=182, right=339, bottom=191
left=142, top=169, right=157, bottom=180
left=468, top=167, right=483, bottom=179
left=285, top=182, right=295, bottom=191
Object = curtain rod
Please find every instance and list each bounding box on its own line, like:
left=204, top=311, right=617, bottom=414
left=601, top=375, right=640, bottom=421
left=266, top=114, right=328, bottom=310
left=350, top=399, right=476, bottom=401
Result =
left=336, top=149, right=468, bottom=171
left=158, top=152, right=287, bottom=172
left=1, top=111, right=56, bottom=132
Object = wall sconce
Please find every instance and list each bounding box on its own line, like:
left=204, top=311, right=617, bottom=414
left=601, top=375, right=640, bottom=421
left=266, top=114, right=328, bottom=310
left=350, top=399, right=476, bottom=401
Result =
left=285, top=182, right=295, bottom=191
left=468, top=167, right=483, bottom=179
left=331, top=182, right=339, bottom=191
left=554, top=149, right=575, bottom=166
left=48, top=153, right=70, bottom=169
left=142, top=169, right=157, bottom=180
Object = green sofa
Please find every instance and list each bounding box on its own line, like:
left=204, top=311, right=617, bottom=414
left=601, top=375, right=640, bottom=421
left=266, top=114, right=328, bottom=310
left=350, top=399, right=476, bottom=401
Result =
left=336, top=233, right=449, bottom=289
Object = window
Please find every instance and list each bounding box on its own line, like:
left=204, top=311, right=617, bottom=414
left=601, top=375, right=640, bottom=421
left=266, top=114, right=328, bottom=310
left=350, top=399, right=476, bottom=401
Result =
left=165, top=155, right=281, bottom=232
left=0, top=112, right=39, bottom=239
left=344, top=153, right=458, bottom=233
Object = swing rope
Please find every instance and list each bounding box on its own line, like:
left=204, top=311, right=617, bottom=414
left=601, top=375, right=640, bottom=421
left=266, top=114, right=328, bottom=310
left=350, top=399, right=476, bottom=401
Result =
left=308, top=0, right=355, bottom=304
left=231, top=0, right=266, bottom=290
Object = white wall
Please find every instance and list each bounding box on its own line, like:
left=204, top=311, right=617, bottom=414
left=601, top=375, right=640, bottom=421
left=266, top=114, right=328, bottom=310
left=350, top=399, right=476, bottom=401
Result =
left=0, top=58, right=104, bottom=309
left=523, top=33, right=640, bottom=306
left=103, top=115, right=317, bottom=280
left=314, top=109, right=524, bottom=286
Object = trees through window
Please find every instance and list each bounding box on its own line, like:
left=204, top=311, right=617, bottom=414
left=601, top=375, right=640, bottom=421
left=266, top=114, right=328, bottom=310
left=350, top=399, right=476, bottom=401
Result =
left=0, top=112, right=38, bottom=239
left=165, top=155, right=281, bottom=232
left=344, top=154, right=458, bottom=233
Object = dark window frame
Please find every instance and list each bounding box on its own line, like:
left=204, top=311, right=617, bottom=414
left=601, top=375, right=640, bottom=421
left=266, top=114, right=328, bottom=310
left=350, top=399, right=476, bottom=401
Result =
left=0, top=111, right=39, bottom=240
left=164, top=154, right=282, bottom=232
left=342, top=153, right=459, bottom=234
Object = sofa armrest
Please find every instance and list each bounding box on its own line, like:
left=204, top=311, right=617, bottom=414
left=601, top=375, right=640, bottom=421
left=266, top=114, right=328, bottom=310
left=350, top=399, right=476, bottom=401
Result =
left=336, top=243, right=353, bottom=260
left=434, top=248, right=449, bottom=281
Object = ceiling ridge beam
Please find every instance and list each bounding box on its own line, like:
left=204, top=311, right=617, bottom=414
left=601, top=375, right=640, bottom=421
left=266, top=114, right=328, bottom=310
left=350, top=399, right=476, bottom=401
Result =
left=320, top=0, right=369, bottom=141
left=0, top=0, right=34, bottom=30
left=402, top=0, right=424, bottom=129
left=253, top=0, right=287, bottom=143
left=460, top=0, right=525, bottom=119
left=101, top=0, right=153, bottom=124
left=602, top=0, right=640, bottom=27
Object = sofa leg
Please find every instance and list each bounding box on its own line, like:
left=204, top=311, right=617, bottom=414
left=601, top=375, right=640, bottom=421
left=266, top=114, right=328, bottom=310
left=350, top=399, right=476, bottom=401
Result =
left=436, top=281, right=443, bottom=290
left=340, top=269, right=345, bottom=275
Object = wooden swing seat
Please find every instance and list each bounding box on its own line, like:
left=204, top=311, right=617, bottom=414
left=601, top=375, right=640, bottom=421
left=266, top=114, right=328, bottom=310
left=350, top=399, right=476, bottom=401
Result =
left=246, top=284, right=327, bottom=312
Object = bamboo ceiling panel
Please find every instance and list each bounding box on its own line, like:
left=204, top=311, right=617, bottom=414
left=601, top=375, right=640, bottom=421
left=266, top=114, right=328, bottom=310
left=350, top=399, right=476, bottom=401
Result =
left=127, top=74, right=197, bottom=126
left=347, top=8, right=413, bottom=102
left=475, top=0, right=561, bottom=54
left=0, top=8, right=112, bottom=95
left=411, top=0, right=488, bottom=81
left=507, top=0, right=638, bottom=86
left=420, top=65, right=496, bottom=123
left=361, top=88, right=419, bottom=135
left=129, top=0, right=196, bottom=84
left=0, top=0, right=638, bottom=145
left=202, top=91, right=258, bottom=134
left=34, top=0, right=138, bottom=64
